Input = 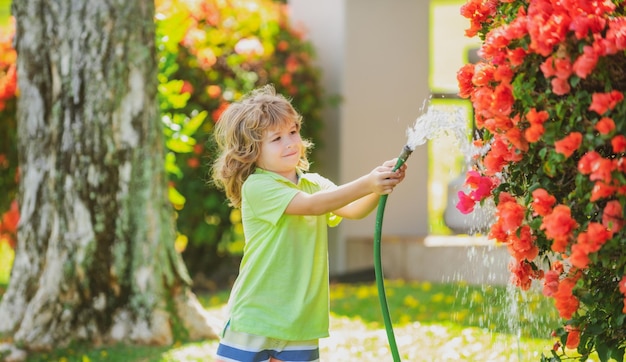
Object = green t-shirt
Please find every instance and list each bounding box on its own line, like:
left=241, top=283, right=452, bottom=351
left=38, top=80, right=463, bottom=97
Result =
left=227, top=168, right=342, bottom=340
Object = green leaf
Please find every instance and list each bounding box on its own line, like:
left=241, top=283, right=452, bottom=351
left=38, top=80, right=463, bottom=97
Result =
left=166, top=137, right=195, bottom=153
left=181, top=111, right=208, bottom=137
left=168, top=185, right=186, bottom=206
left=165, top=152, right=183, bottom=179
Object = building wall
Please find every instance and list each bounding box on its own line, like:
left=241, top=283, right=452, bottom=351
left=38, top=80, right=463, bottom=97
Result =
left=290, top=0, right=431, bottom=273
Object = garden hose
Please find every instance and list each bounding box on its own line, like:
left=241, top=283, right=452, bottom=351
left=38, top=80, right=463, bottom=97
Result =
left=374, top=144, right=413, bottom=362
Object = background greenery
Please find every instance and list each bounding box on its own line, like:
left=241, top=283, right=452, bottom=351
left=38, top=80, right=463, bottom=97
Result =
left=0, top=0, right=328, bottom=283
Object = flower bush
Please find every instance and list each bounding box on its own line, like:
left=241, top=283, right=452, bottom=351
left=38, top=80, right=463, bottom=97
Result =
left=0, top=0, right=326, bottom=280
left=456, top=1, right=626, bottom=360
left=155, top=0, right=326, bottom=278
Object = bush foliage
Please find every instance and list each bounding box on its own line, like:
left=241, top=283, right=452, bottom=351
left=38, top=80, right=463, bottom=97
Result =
left=456, top=1, right=626, bottom=361
left=0, top=0, right=326, bottom=279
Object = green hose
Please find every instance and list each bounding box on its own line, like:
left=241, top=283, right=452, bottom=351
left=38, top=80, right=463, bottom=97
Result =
left=374, top=145, right=412, bottom=362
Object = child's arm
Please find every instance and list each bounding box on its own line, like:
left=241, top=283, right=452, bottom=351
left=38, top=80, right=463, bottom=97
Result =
left=284, top=159, right=406, bottom=217
left=332, top=160, right=407, bottom=219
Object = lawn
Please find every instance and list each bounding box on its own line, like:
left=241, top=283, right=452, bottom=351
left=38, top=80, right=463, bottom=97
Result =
left=1, top=278, right=582, bottom=361
left=1, top=244, right=598, bottom=361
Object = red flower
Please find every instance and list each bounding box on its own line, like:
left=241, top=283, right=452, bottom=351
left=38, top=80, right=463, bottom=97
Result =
left=577, top=151, right=601, bottom=174
left=586, top=222, right=612, bottom=246
left=606, top=17, right=626, bottom=52
left=572, top=45, right=599, bottom=79
left=507, top=225, right=538, bottom=262
left=280, top=73, right=292, bottom=87
left=589, top=157, right=614, bottom=183
left=553, top=277, right=579, bottom=319
left=488, top=220, right=507, bottom=243
left=472, top=63, right=495, bottom=87
left=212, top=102, right=230, bottom=122
left=531, top=188, right=556, bottom=216
left=180, top=81, right=194, bottom=95
left=595, top=117, right=615, bottom=135
left=507, top=47, right=527, bottom=66
left=497, top=198, right=526, bottom=233
left=551, top=77, right=571, bottom=95
left=492, top=83, right=514, bottom=117
left=543, top=269, right=560, bottom=297
left=540, top=56, right=557, bottom=78
left=1, top=200, right=19, bottom=234
left=0, top=64, right=17, bottom=101
left=457, top=63, right=475, bottom=99
left=590, top=181, right=616, bottom=202
left=505, top=127, right=528, bottom=152
left=588, top=90, right=624, bottom=115
left=541, top=205, right=577, bottom=253
left=509, top=259, right=542, bottom=291
left=602, top=200, right=624, bottom=232
left=527, top=0, right=571, bottom=56
left=611, top=135, right=626, bottom=153
left=620, top=276, right=626, bottom=295
left=554, top=132, right=582, bottom=158
left=570, top=242, right=590, bottom=269
left=460, top=0, right=498, bottom=37
left=571, top=223, right=610, bottom=269
left=525, top=123, right=545, bottom=143
left=187, top=157, right=200, bottom=169
left=565, top=326, right=581, bottom=349
left=525, top=108, right=550, bottom=125
left=570, top=12, right=606, bottom=40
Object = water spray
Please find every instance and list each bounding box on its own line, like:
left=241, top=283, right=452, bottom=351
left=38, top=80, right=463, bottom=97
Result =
left=373, top=104, right=469, bottom=361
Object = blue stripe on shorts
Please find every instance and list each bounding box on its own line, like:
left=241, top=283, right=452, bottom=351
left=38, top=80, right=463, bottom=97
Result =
left=216, top=321, right=320, bottom=362
left=217, top=343, right=320, bottom=362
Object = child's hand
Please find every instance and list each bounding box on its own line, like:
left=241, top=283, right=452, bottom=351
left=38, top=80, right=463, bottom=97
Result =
left=369, top=158, right=407, bottom=195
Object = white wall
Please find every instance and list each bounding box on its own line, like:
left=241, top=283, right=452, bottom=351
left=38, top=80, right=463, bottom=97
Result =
left=290, top=0, right=431, bottom=273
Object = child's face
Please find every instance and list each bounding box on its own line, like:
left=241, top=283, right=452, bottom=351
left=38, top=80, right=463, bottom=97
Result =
left=256, top=121, right=302, bottom=180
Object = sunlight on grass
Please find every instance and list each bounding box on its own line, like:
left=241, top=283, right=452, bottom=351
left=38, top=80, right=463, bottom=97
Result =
left=7, top=279, right=603, bottom=361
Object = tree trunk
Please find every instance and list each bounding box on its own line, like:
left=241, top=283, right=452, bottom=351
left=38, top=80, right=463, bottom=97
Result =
left=0, top=0, right=218, bottom=351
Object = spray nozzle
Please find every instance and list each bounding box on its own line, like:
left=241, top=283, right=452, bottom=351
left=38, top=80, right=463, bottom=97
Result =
left=393, top=145, right=413, bottom=171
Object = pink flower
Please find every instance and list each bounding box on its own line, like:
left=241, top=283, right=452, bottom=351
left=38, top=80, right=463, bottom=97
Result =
left=456, top=191, right=476, bottom=214
left=465, top=171, right=497, bottom=201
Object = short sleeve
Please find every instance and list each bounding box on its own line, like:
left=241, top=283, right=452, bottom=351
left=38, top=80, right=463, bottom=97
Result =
left=242, top=175, right=299, bottom=226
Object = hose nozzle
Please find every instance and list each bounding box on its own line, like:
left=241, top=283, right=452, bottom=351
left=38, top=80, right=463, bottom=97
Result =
left=394, top=144, right=413, bottom=171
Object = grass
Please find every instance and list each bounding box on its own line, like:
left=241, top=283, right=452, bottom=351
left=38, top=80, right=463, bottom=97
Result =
left=2, top=278, right=572, bottom=361
left=1, top=245, right=598, bottom=361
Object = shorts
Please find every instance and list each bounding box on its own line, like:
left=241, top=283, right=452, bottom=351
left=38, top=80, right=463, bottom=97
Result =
left=216, top=321, right=320, bottom=362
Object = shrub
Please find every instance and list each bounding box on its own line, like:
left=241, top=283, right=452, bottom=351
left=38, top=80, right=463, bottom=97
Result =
left=0, top=0, right=327, bottom=281
left=155, top=0, right=326, bottom=279
left=456, top=1, right=626, bottom=361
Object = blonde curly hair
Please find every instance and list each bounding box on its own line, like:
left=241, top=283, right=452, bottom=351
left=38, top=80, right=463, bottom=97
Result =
left=211, top=85, right=312, bottom=208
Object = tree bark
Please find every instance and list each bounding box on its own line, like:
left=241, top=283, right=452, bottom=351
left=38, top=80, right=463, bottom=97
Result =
left=0, top=0, right=218, bottom=351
